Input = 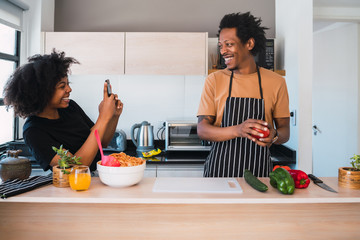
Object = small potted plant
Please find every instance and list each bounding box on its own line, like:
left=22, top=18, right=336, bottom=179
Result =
left=52, top=145, right=82, bottom=188
left=338, top=154, right=360, bottom=189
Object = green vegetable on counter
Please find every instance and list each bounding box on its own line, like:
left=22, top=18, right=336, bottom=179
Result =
left=269, top=167, right=295, bottom=194
left=244, top=169, right=268, bottom=192
left=52, top=145, right=82, bottom=174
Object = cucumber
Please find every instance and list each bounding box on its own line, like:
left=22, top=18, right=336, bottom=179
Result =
left=244, top=169, right=268, bottom=192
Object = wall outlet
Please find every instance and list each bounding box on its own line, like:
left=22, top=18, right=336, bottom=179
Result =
left=290, top=110, right=296, bottom=126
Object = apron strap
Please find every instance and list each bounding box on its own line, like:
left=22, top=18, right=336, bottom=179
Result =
left=228, top=70, right=234, bottom=98
left=256, top=65, right=263, bottom=99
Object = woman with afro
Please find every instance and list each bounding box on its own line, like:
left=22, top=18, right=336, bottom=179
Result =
left=3, top=50, right=123, bottom=172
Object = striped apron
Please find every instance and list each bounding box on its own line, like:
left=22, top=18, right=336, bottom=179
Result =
left=204, top=66, right=272, bottom=177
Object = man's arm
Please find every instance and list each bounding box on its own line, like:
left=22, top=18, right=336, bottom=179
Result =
left=197, top=115, right=269, bottom=142
left=254, top=117, right=290, bottom=147
left=272, top=117, right=290, bottom=145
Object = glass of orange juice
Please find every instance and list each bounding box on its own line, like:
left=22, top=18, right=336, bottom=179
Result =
left=69, top=165, right=91, bottom=191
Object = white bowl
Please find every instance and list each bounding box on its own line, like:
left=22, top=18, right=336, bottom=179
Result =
left=97, top=161, right=146, bottom=187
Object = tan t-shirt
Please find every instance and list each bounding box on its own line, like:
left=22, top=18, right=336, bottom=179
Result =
left=197, top=68, right=290, bottom=128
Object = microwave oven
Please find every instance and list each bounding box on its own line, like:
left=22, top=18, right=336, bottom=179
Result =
left=165, top=121, right=211, bottom=151
left=255, top=38, right=275, bottom=71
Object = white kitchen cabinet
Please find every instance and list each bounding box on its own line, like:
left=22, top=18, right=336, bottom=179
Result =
left=125, top=32, right=208, bottom=75
left=44, top=32, right=125, bottom=75
left=156, top=164, right=204, bottom=177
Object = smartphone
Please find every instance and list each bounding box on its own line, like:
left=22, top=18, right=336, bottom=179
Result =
left=105, top=79, right=111, bottom=97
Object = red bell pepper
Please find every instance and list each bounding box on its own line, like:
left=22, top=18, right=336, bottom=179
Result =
left=287, top=169, right=310, bottom=189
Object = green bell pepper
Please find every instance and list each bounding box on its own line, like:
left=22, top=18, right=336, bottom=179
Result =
left=269, top=167, right=295, bottom=194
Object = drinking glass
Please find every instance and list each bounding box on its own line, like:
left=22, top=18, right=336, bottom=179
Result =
left=69, top=165, right=91, bottom=191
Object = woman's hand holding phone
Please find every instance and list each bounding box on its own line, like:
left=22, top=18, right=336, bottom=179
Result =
left=94, top=80, right=123, bottom=148
left=105, top=79, right=112, bottom=97
left=101, top=79, right=123, bottom=119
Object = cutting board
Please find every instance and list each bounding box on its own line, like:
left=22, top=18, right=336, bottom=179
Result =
left=152, top=177, right=243, bottom=193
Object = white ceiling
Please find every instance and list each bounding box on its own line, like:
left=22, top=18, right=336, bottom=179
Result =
left=314, top=0, right=360, bottom=8
left=313, top=0, right=360, bottom=32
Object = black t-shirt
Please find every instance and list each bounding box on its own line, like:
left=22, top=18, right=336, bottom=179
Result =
left=23, top=100, right=100, bottom=171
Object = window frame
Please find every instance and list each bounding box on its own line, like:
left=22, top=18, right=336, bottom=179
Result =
left=0, top=29, right=21, bottom=151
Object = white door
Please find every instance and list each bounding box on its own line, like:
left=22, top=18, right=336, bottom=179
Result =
left=312, top=22, right=358, bottom=177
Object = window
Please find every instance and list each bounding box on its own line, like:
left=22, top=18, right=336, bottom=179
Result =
left=0, top=23, right=20, bottom=145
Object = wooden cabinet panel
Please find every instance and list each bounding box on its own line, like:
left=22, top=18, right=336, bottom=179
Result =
left=125, top=32, right=208, bottom=75
left=44, top=32, right=125, bottom=75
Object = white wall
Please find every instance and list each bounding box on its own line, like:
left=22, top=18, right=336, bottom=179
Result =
left=276, top=0, right=313, bottom=173
left=21, top=0, right=41, bottom=59
left=358, top=23, right=360, bottom=154
left=18, top=0, right=55, bottom=138
left=69, top=75, right=205, bottom=139
left=40, top=0, right=54, bottom=32
left=313, top=22, right=359, bottom=176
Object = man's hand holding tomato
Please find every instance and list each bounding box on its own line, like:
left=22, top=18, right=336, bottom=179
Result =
left=234, top=119, right=277, bottom=147
left=252, top=127, right=270, bottom=139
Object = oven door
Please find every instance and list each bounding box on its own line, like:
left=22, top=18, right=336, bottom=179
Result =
left=165, top=122, right=211, bottom=151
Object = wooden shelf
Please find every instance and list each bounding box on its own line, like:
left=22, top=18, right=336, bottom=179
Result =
left=275, top=69, right=286, bottom=76
left=208, top=69, right=219, bottom=74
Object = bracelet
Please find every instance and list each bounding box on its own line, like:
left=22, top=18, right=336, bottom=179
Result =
left=271, top=129, right=278, bottom=144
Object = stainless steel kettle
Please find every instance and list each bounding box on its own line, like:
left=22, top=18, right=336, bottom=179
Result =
left=131, top=121, right=154, bottom=153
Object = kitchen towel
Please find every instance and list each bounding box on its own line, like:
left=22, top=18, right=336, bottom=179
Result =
left=0, top=174, right=52, bottom=199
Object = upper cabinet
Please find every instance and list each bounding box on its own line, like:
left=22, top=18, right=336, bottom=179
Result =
left=44, top=32, right=208, bottom=75
left=125, top=32, right=208, bottom=75
left=44, top=32, right=125, bottom=75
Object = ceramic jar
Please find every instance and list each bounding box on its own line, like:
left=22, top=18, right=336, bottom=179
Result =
left=0, top=150, right=31, bottom=181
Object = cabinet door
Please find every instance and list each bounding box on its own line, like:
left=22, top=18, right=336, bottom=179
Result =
left=44, top=32, right=125, bottom=75
left=125, top=32, right=208, bottom=75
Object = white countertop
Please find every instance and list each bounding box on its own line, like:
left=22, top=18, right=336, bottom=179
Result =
left=2, top=177, right=360, bottom=204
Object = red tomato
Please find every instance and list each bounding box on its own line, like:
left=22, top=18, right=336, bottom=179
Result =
left=251, top=127, right=270, bottom=139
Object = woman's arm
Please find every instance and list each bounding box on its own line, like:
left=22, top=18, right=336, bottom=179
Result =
left=49, top=82, right=123, bottom=167
left=101, top=93, right=123, bottom=147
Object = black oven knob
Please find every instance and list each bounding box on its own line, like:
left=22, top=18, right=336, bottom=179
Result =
left=201, top=140, right=211, bottom=146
